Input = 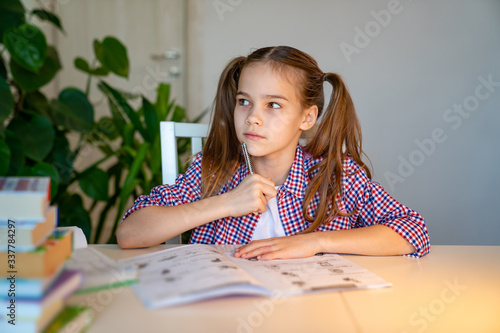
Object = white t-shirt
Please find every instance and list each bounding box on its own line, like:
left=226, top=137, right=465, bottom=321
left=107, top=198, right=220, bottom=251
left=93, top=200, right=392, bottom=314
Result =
left=251, top=186, right=286, bottom=240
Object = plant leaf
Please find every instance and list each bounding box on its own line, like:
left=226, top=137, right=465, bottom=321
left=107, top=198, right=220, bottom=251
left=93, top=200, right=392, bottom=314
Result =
left=122, top=123, right=135, bottom=148
left=97, top=82, right=127, bottom=135
left=74, top=56, right=90, bottom=73
left=30, top=162, right=60, bottom=200
left=0, top=55, right=7, bottom=79
left=97, top=143, right=113, bottom=155
left=10, top=45, right=61, bottom=92
left=31, top=9, right=64, bottom=33
left=0, top=138, right=11, bottom=176
left=79, top=167, right=109, bottom=201
left=24, top=91, right=51, bottom=118
left=4, top=132, right=24, bottom=175
left=0, top=0, right=25, bottom=43
left=94, top=36, right=129, bottom=78
left=75, top=57, right=110, bottom=77
left=96, top=116, right=119, bottom=140
left=149, top=136, right=161, bottom=179
left=0, top=0, right=25, bottom=13
left=121, top=142, right=149, bottom=200
left=142, top=97, right=159, bottom=143
left=60, top=209, right=91, bottom=242
left=58, top=193, right=91, bottom=241
left=155, top=83, right=170, bottom=120
left=98, top=81, right=149, bottom=141
left=3, top=24, right=47, bottom=72
left=165, top=101, right=175, bottom=121
left=92, top=188, right=119, bottom=243
left=90, top=66, right=110, bottom=76
left=114, top=142, right=149, bottom=236
left=45, top=134, right=73, bottom=183
left=6, top=113, right=55, bottom=161
left=52, top=87, right=94, bottom=131
left=171, top=105, right=186, bottom=122
left=0, top=76, right=14, bottom=122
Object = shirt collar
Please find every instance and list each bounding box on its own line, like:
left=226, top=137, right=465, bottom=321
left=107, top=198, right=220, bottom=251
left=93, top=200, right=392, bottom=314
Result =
left=235, top=144, right=308, bottom=198
left=281, top=145, right=308, bottom=199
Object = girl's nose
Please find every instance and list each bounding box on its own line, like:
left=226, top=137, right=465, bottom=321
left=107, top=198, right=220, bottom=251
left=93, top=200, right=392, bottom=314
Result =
left=245, top=107, right=263, bottom=126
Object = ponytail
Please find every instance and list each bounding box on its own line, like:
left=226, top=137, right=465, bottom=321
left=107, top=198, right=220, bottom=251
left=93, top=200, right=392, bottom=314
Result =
left=302, top=73, right=371, bottom=232
left=201, top=57, right=246, bottom=198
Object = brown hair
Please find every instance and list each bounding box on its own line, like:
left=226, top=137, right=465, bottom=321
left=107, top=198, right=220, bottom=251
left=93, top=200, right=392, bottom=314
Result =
left=201, top=46, right=371, bottom=232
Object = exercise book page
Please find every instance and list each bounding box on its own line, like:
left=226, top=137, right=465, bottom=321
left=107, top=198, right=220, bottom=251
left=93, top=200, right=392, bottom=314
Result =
left=117, top=244, right=266, bottom=307
left=224, top=250, right=392, bottom=296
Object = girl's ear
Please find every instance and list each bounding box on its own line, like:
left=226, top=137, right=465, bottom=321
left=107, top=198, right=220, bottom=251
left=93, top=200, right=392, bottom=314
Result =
left=299, top=105, right=318, bottom=131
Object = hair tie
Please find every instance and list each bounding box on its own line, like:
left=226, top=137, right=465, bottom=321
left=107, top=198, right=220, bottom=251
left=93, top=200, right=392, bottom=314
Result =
left=323, top=73, right=327, bottom=82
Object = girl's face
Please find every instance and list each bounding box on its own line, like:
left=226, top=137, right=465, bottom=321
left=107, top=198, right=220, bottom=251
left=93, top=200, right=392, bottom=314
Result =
left=234, top=62, right=317, bottom=162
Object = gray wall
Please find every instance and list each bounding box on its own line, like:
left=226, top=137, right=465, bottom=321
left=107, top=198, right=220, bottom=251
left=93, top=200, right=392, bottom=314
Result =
left=190, top=0, right=500, bottom=245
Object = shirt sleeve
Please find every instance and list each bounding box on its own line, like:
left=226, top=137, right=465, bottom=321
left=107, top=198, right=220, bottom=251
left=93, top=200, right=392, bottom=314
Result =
left=344, top=159, right=430, bottom=258
left=122, top=153, right=204, bottom=220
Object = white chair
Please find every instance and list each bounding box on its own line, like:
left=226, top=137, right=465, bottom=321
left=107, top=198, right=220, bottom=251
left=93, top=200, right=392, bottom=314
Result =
left=160, top=121, right=209, bottom=244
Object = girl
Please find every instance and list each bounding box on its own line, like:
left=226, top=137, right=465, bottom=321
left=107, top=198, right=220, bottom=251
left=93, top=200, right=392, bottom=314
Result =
left=117, top=46, right=430, bottom=259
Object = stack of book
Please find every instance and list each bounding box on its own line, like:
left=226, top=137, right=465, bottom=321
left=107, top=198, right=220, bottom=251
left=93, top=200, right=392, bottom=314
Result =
left=0, top=177, right=86, bottom=332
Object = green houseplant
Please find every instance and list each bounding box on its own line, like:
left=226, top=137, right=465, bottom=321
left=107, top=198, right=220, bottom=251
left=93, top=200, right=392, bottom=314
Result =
left=0, top=0, right=204, bottom=243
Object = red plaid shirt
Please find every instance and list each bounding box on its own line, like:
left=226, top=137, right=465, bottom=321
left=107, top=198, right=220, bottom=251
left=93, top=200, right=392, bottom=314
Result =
left=123, top=145, right=430, bottom=257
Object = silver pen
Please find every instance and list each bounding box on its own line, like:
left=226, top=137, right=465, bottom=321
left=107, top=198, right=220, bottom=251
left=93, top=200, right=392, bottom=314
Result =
left=242, top=142, right=260, bottom=223
left=241, top=142, right=254, bottom=175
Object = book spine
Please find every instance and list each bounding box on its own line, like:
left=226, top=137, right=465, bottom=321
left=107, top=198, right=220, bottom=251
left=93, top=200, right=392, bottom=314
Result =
left=0, top=177, right=51, bottom=219
left=0, top=229, right=72, bottom=278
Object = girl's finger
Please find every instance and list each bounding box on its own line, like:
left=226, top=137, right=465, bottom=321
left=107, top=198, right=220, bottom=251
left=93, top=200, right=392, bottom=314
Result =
left=238, top=241, right=277, bottom=258
left=261, top=184, right=277, bottom=199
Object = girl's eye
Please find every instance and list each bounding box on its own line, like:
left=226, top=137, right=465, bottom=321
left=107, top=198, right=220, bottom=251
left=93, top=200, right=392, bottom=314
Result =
left=238, top=99, right=250, bottom=106
left=268, top=102, right=281, bottom=109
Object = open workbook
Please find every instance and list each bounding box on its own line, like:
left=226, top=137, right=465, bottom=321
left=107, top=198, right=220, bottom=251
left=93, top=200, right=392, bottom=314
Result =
left=117, top=244, right=391, bottom=308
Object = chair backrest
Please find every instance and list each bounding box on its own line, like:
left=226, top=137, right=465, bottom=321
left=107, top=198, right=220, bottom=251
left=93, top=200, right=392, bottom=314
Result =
left=160, top=121, right=209, bottom=185
left=160, top=121, right=209, bottom=244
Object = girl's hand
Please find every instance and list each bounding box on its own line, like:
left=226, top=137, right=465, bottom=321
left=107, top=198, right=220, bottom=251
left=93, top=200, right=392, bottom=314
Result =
left=233, top=233, right=321, bottom=260
left=222, top=175, right=277, bottom=217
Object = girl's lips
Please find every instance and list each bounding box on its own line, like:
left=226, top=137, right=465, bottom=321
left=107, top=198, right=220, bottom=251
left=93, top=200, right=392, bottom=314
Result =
left=244, top=133, right=264, bottom=141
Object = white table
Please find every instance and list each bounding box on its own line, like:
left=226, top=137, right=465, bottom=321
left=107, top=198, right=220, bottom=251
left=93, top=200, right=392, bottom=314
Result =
left=68, top=245, right=500, bottom=333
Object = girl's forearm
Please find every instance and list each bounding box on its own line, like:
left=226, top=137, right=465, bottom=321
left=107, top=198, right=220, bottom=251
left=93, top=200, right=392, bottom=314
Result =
left=116, top=194, right=231, bottom=249
left=316, top=224, right=416, bottom=256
